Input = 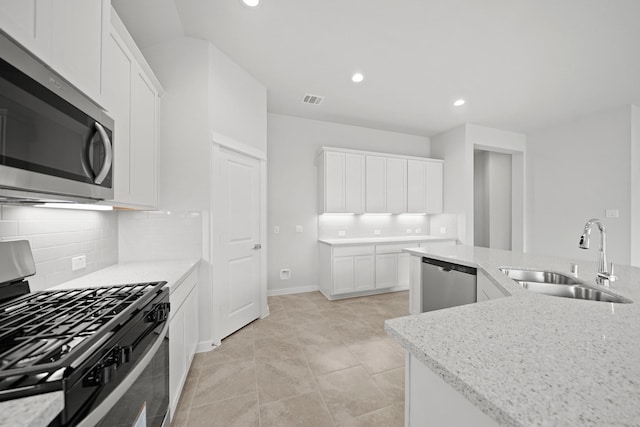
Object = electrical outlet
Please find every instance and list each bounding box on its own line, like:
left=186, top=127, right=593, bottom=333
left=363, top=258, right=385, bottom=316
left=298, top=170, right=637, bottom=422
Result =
left=440, top=227, right=447, bottom=234
left=606, top=209, right=619, bottom=218
left=274, top=226, right=280, bottom=234
left=406, top=228, right=413, bottom=234
left=338, top=230, right=346, bottom=237
left=296, top=225, right=303, bottom=233
left=72, top=255, right=86, bottom=271
left=280, top=269, right=291, bottom=280
left=415, top=228, right=422, bottom=234
left=374, top=229, right=381, bottom=235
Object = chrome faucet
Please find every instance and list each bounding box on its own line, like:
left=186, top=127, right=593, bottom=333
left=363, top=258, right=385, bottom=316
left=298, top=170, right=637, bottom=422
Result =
left=579, top=218, right=617, bottom=286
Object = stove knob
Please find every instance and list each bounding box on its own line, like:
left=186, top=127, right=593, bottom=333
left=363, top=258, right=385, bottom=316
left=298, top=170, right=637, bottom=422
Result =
left=118, top=346, right=132, bottom=364
left=100, top=363, right=117, bottom=385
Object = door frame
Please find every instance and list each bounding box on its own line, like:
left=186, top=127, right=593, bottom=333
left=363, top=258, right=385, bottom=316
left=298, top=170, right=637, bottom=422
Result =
left=210, top=131, right=268, bottom=346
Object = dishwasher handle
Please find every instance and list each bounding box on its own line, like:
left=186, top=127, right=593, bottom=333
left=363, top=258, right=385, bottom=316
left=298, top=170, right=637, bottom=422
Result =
left=422, top=257, right=477, bottom=276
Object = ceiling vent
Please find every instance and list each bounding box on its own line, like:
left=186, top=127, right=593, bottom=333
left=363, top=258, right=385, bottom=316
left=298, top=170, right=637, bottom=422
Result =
left=302, top=94, right=324, bottom=105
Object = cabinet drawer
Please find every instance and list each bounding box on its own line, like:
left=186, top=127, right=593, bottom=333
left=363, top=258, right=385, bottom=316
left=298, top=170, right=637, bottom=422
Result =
left=375, top=243, right=419, bottom=254
left=169, top=269, right=198, bottom=319
left=333, top=245, right=374, bottom=257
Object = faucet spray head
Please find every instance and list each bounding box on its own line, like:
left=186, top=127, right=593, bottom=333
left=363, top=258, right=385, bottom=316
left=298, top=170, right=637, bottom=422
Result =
left=579, top=233, right=590, bottom=249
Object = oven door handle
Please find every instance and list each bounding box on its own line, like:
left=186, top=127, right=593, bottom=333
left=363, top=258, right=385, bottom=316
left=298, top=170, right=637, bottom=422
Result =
left=76, top=321, right=169, bottom=427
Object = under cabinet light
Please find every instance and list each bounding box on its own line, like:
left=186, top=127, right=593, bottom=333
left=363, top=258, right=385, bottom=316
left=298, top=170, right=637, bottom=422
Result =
left=321, top=213, right=355, bottom=216
left=363, top=213, right=393, bottom=216
left=35, top=203, right=113, bottom=211
left=400, top=213, right=428, bottom=216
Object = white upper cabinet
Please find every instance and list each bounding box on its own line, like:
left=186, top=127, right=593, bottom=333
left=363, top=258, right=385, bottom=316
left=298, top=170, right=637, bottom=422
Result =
left=0, top=0, right=109, bottom=103
left=344, top=153, right=365, bottom=213
left=386, top=157, right=407, bottom=214
left=365, top=155, right=387, bottom=212
left=319, top=151, right=365, bottom=213
left=102, top=9, right=160, bottom=209
left=408, top=160, right=444, bottom=214
left=0, top=0, right=52, bottom=63
left=319, top=147, right=443, bottom=214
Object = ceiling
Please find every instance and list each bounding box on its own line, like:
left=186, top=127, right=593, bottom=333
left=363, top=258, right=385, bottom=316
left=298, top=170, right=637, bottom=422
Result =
left=113, top=0, right=640, bottom=137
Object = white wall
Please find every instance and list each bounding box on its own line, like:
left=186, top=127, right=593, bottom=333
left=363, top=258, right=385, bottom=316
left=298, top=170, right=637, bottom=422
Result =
left=631, top=105, right=640, bottom=267
left=527, top=106, right=631, bottom=264
left=474, top=151, right=489, bottom=247
left=267, top=113, right=430, bottom=294
left=208, top=44, right=267, bottom=153
left=487, top=152, right=512, bottom=250
left=430, top=125, right=472, bottom=243
left=0, top=206, right=118, bottom=291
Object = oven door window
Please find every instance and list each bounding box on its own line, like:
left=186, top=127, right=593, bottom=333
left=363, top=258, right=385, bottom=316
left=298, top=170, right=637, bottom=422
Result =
left=0, top=58, right=112, bottom=188
left=95, top=336, right=169, bottom=427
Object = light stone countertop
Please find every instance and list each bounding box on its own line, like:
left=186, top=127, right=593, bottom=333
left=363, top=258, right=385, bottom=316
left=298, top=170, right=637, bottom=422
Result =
left=49, top=259, right=200, bottom=294
left=318, top=235, right=457, bottom=246
left=1, top=259, right=199, bottom=427
left=385, top=245, right=640, bottom=427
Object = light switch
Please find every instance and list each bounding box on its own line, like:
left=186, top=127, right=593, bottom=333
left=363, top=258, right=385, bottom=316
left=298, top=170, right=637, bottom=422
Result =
left=374, top=229, right=381, bottom=235
left=406, top=228, right=413, bottom=234
left=338, top=230, right=346, bottom=237
left=440, top=227, right=447, bottom=234
left=274, top=226, right=280, bottom=234
left=296, top=225, right=303, bottom=233
left=415, top=228, right=422, bottom=234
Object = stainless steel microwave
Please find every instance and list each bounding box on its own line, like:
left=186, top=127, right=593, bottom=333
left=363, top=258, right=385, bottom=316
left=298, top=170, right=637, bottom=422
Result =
left=0, top=30, right=114, bottom=204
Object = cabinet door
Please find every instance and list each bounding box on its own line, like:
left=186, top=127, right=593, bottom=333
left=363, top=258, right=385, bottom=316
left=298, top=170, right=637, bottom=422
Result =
left=345, top=153, right=365, bottom=214
left=324, top=151, right=345, bottom=212
left=407, top=160, right=427, bottom=213
left=354, top=254, right=374, bottom=291
left=103, top=29, right=132, bottom=204
left=425, top=161, right=443, bottom=214
left=129, top=67, right=158, bottom=207
left=375, top=253, right=398, bottom=288
left=169, top=306, right=186, bottom=414
left=50, top=0, right=108, bottom=101
left=386, top=158, right=407, bottom=214
left=366, top=155, right=386, bottom=212
left=184, top=284, right=199, bottom=361
left=0, top=0, right=52, bottom=62
left=333, top=256, right=355, bottom=294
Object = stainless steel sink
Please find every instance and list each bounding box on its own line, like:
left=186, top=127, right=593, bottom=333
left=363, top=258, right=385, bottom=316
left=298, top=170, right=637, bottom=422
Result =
left=499, top=268, right=631, bottom=303
left=500, top=268, right=581, bottom=285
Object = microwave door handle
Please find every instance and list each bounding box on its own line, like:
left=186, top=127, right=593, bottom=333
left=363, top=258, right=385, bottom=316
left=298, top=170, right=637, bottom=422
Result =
left=93, top=122, right=112, bottom=185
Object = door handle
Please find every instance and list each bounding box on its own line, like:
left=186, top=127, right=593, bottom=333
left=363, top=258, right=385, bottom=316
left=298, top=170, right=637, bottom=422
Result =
left=93, top=122, right=113, bottom=185
left=253, top=244, right=262, bottom=250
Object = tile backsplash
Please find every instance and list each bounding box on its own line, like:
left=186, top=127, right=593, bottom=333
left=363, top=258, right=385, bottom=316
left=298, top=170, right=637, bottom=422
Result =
left=118, top=210, right=202, bottom=263
left=0, top=206, right=118, bottom=291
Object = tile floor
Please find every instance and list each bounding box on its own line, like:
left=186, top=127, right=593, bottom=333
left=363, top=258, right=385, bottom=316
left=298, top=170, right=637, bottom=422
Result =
left=171, top=290, right=409, bottom=427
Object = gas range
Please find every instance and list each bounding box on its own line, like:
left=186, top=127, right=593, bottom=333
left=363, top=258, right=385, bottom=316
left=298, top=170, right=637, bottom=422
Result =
left=0, top=241, right=170, bottom=426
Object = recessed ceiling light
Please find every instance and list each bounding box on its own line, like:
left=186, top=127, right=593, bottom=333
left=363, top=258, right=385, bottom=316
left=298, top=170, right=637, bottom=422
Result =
left=351, top=73, right=364, bottom=83
left=242, top=0, right=260, bottom=7
left=453, top=99, right=466, bottom=107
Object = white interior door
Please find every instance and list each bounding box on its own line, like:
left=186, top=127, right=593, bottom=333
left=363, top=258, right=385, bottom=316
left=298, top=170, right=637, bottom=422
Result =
left=218, top=149, right=261, bottom=339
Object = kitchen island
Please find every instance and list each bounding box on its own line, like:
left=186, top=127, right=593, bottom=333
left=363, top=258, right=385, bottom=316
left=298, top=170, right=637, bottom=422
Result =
left=385, top=245, right=640, bottom=426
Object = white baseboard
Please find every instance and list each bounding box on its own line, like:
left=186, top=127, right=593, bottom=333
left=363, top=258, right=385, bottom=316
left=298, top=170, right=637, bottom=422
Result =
left=322, top=285, right=409, bottom=300
left=196, top=340, right=215, bottom=353
left=267, top=285, right=319, bottom=296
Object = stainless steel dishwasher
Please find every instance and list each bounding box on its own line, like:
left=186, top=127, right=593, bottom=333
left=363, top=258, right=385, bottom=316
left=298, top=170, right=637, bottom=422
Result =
left=422, top=257, right=477, bottom=312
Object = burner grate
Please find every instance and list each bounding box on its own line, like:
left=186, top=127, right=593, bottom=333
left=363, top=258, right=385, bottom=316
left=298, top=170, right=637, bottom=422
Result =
left=0, top=283, right=164, bottom=374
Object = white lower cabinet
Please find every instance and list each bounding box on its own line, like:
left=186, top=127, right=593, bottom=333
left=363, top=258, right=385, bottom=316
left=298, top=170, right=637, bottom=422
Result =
left=375, top=254, right=398, bottom=288
left=169, top=269, right=199, bottom=420
left=330, top=246, right=375, bottom=295
left=406, top=352, right=498, bottom=426
left=409, top=255, right=422, bottom=314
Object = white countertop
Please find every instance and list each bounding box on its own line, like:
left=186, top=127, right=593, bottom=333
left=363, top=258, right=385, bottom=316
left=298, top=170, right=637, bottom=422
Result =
left=50, top=259, right=200, bottom=294
left=385, top=245, right=640, bottom=427
left=1, top=259, right=199, bottom=427
left=318, top=235, right=457, bottom=246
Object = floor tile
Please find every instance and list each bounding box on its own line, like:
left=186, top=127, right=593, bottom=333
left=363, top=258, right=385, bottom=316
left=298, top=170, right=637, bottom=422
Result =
left=196, top=335, right=254, bottom=368
left=316, top=365, right=391, bottom=424
left=254, top=334, right=304, bottom=361
left=336, top=402, right=404, bottom=427
left=256, top=355, right=317, bottom=404
left=260, top=391, right=334, bottom=427
left=191, top=359, right=256, bottom=407
left=187, top=392, right=259, bottom=427
left=372, top=367, right=405, bottom=402
left=302, top=342, right=360, bottom=376
left=347, top=337, right=404, bottom=375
